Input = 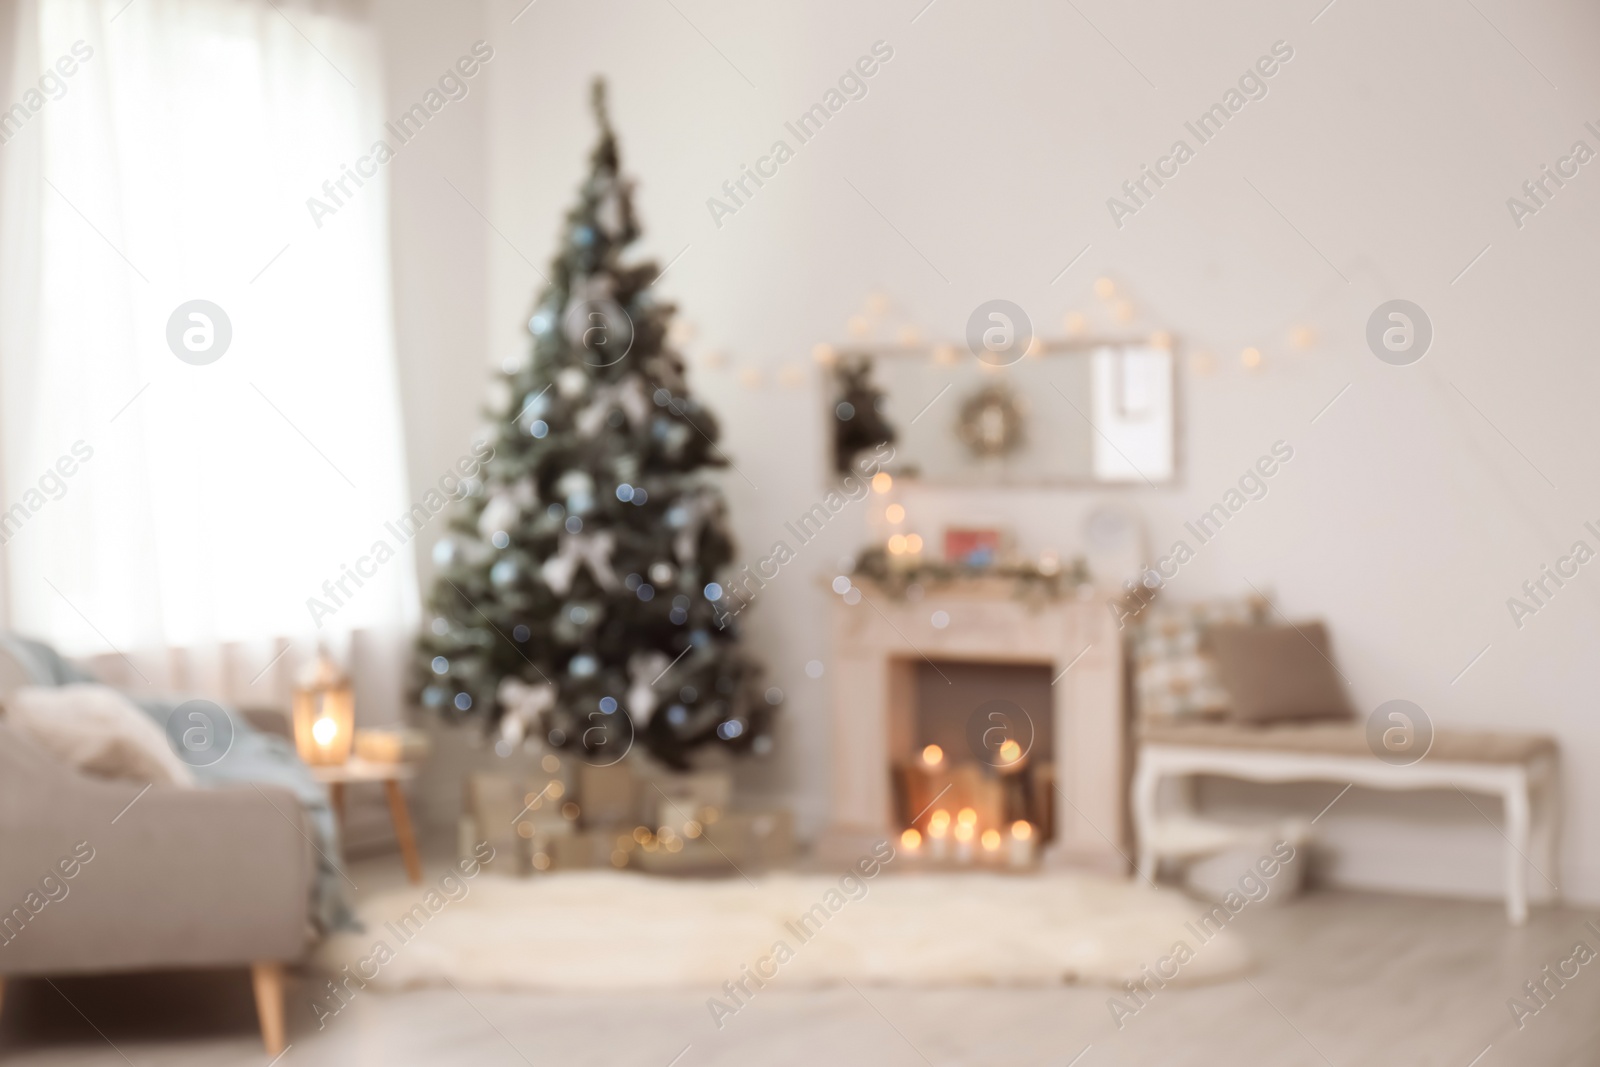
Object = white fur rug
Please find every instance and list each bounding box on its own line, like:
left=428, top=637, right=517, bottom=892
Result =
left=318, top=871, right=1250, bottom=992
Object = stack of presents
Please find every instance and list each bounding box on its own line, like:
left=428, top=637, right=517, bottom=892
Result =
left=463, top=756, right=793, bottom=876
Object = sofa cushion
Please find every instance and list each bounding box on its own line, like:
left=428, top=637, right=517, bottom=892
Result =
left=1205, top=622, right=1352, bottom=724
left=5, top=684, right=195, bottom=786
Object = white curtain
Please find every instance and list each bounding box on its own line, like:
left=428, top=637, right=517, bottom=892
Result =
left=0, top=0, right=417, bottom=674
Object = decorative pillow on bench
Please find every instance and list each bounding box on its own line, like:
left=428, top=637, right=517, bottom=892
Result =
left=1130, top=597, right=1270, bottom=721
left=1203, top=622, right=1352, bottom=724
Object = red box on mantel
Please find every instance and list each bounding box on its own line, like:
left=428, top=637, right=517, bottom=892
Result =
left=944, top=527, right=1004, bottom=567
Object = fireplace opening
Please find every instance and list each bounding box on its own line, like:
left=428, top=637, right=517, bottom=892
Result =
left=890, top=658, right=1057, bottom=865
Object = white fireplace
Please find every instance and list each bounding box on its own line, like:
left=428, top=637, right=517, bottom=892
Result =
left=821, top=578, right=1127, bottom=874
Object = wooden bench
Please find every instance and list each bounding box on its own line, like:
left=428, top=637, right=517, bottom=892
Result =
left=1131, top=719, right=1560, bottom=924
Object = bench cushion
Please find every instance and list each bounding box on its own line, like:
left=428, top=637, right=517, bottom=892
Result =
left=1139, top=718, right=1556, bottom=764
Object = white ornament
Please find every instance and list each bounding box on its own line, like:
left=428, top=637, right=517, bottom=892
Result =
left=557, top=367, right=588, bottom=398
left=554, top=469, right=595, bottom=503
left=626, top=651, right=671, bottom=725
left=478, top=491, right=521, bottom=540
left=540, top=531, right=619, bottom=595
left=670, top=492, right=719, bottom=566
left=574, top=374, right=653, bottom=438
left=497, top=678, right=556, bottom=745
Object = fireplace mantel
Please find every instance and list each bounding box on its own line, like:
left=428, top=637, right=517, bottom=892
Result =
left=822, top=579, right=1127, bottom=874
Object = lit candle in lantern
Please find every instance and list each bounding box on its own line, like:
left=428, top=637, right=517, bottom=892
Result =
left=901, top=828, right=922, bottom=856
left=921, top=744, right=943, bottom=768
left=953, top=822, right=975, bottom=864
left=1008, top=820, right=1035, bottom=868
left=981, top=828, right=1002, bottom=862
left=292, top=649, right=354, bottom=766
left=928, top=809, right=950, bottom=861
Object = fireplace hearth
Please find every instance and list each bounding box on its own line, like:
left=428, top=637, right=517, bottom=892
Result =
left=821, top=578, right=1127, bottom=873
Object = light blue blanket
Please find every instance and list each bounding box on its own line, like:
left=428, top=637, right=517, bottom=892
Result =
left=3, top=634, right=353, bottom=933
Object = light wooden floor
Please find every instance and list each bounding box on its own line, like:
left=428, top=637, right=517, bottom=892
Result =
left=3, top=847, right=1597, bottom=1066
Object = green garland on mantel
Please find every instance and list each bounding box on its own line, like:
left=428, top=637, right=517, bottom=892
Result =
left=852, top=546, right=1092, bottom=601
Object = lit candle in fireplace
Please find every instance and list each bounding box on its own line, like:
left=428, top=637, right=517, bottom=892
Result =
left=981, top=828, right=1002, bottom=862
left=1008, top=820, right=1035, bottom=868
left=900, top=828, right=922, bottom=855
left=928, top=810, right=950, bottom=860
left=953, top=822, right=975, bottom=863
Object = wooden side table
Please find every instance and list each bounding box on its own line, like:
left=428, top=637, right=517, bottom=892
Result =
left=311, top=758, right=423, bottom=884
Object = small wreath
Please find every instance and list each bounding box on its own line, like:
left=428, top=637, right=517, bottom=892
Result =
left=956, top=384, right=1026, bottom=459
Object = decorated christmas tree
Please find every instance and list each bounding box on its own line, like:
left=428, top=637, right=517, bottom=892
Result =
left=416, top=80, right=777, bottom=770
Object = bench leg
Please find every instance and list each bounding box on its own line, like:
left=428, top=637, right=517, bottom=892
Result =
left=1132, top=757, right=1162, bottom=883
left=1504, top=770, right=1530, bottom=925
left=1530, top=760, right=1562, bottom=906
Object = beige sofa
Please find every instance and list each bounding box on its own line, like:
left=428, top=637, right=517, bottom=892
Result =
left=0, top=720, right=313, bottom=1053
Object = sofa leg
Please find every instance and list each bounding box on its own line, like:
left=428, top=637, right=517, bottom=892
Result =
left=251, top=963, right=285, bottom=1056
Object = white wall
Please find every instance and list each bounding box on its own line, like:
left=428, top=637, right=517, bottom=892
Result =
left=383, top=0, right=1600, bottom=904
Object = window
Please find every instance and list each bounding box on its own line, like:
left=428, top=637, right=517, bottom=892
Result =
left=0, top=0, right=416, bottom=654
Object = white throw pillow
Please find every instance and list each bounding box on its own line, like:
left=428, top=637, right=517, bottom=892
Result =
left=5, top=684, right=196, bottom=786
